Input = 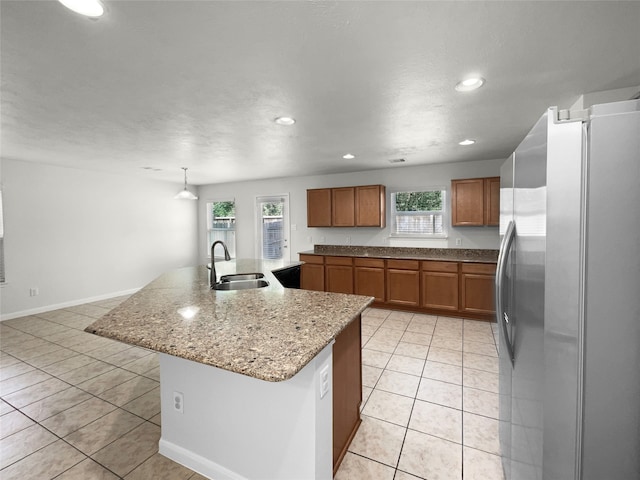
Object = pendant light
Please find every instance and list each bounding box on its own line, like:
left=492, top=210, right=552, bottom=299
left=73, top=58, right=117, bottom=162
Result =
left=175, top=167, right=198, bottom=200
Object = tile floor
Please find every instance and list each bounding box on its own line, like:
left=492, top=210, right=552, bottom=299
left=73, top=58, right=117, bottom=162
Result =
left=1, top=299, right=504, bottom=479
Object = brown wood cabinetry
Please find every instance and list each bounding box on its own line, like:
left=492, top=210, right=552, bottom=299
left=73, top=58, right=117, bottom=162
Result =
left=307, top=189, right=332, bottom=227
left=354, top=258, right=385, bottom=302
left=451, top=176, right=500, bottom=226
left=421, top=261, right=459, bottom=311
left=325, top=256, right=354, bottom=294
left=306, top=185, right=386, bottom=228
left=460, top=263, right=496, bottom=315
left=386, top=260, right=420, bottom=307
left=355, top=185, right=386, bottom=227
left=300, top=254, right=325, bottom=291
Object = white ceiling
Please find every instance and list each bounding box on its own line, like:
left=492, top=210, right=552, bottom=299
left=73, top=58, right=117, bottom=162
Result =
left=1, top=1, right=639, bottom=186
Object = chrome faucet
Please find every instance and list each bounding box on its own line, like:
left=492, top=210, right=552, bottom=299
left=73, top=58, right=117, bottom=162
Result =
left=210, top=240, right=231, bottom=287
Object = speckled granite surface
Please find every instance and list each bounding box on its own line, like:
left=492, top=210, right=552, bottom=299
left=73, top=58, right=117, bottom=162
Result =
left=301, top=245, right=498, bottom=263
left=85, top=259, right=373, bottom=382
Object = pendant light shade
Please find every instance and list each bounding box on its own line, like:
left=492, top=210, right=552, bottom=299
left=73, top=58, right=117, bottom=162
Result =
left=175, top=167, right=198, bottom=200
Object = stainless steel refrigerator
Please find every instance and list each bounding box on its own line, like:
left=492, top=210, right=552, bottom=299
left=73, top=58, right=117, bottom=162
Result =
left=496, top=99, right=640, bottom=480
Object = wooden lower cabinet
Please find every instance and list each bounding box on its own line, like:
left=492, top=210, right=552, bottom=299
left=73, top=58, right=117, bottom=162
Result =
left=354, top=258, right=385, bottom=302
left=300, top=254, right=325, bottom=291
left=325, top=257, right=354, bottom=294
left=422, top=271, right=459, bottom=311
left=332, top=314, right=362, bottom=473
left=460, top=263, right=496, bottom=315
left=386, top=260, right=420, bottom=307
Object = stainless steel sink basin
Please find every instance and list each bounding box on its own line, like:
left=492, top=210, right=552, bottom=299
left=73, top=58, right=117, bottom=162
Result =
left=212, top=279, right=270, bottom=291
left=219, top=273, right=265, bottom=283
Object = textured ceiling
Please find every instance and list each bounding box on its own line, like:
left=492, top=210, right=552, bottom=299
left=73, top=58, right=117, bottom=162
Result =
left=1, top=1, right=639, bottom=185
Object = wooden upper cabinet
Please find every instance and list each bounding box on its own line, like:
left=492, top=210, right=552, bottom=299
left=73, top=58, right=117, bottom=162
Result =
left=307, top=189, right=332, bottom=227
left=451, top=176, right=500, bottom=226
left=332, top=187, right=356, bottom=227
left=355, top=185, right=386, bottom=227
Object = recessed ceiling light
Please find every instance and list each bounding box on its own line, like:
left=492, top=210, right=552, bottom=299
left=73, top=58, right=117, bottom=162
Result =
left=274, top=116, right=296, bottom=126
left=455, top=77, right=485, bottom=92
left=342, top=153, right=355, bottom=160
left=58, top=0, right=105, bottom=17
left=459, top=139, right=476, bottom=146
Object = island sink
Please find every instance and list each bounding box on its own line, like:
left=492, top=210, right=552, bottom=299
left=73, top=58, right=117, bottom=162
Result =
left=219, top=272, right=265, bottom=282
left=212, top=278, right=269, bottom=290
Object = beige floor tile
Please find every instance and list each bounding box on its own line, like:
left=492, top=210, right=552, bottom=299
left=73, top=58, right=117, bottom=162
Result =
left=41, top=396, right=117, bottom=437
left=0, top=369, right=53, bottom=396
left=394, top=342, right=429, bottom=359
left=463, top=352, right=499, bottom=373
left=405, top=320, right=436, bottom=335
left=463, top=368, right=499, bottom=393
left=335, top=452, right=395, bottom=480
left=0, top=424, right=57, bottom=469
left=87, top=342, right=133, bottom=361
left=362, top=365, right=384, bottom=388
left=0, top=410, right=35, bottom=439
left=422, top=360, right=462, bottom=385
left=56, top=458, right=120, bottom=480
left=42, top=354, right=97, bottom=376
left=46, top=328, right=86, bottom=344
left=15, top=343, right=66, bottom=362
left=361, top=386, right=373, bottom=410
left=398, top=429, right=462, bottom=480
left=380, top=317, right=411, bottom=331
left=2, top=377, right=71, bottom=408
left=148, top=412, right=161, bottom=426
left=385, top=354, right=425, bottom=376
left=463, top=412, right=500, bottom=455
left=463, top=446, right=505, bottom=480
left=102, top=347, right=153, bottom=367
left=427, top=346, right=463, bottom=366
left=124, top=452, right=195, bottom=479
left=463, top=387, right=499, bottom=419
left=57, top=361, right=116, bottom=386
left=375, top=370, right=420, bottom=398
left=0, top=353, right=21, bottom=367
left=463, top=329, right=496, bottom=344
left=463, top=319, right=494, bottom=332
left=400, top=331, right=432, bottom=346
left=416, top=377, right=462, bottom=409
left=431, top=334, right=463, bottom=351
left=98, top=376, right=159, bottom=406
left=362, top=349, right=392, bottom=369
left=365, top=338, right=399, bottom=354
left=363, top=308, right=392, bottom=319
left=64, top=303, right=111, bottom=318
left=348, top=415, right=406, bottom=467
left=362, top=315, right=386, bottom=328
left=393, top=471, right=424, bottom=480
left=76, top=368, right=137, bottom=396
left=361, top=335, right=371, bottom=348
left=0, top=361, right=35, bottom=381
left=122, top=386, right=161, bottom=419
left=21, top=386, right=93, bottom=422
left=0, top=439, right=86, bottom=480
left=372, top=327, right=404, bottom=342
left=92, top=421, right=161, bottom=477
left=361, top=324, right=378, bottom=337
left=362, top=389, right=414, bottom=427
left=0, top=399, right=15, bottom=415
left=143, top=366, right=160, bottom=382
left=65, top=408, right=144, bottom=455
left=1, top=337, right=50, bottom=355
left=22, top=347, right=77, bottom=368
left=463, top=340, right=498, bottom=357
left=409, top=400, right=462, bottom=444
left=71, top=336, right=115, bottom=354
left=53, top=332, right=98, bottom=349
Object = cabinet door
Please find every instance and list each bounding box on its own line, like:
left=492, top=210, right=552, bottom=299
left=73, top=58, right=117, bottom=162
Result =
left=332, top=187, right=355, bottom=227
left=301, top=263, right=325, bottom=291
left=451, top=178, right=485, bottom=226
left=355, top=185, right=385, bottom=227
left=307, top=189, right=332, bottom=227
left=422, top=271, right=459, bottom=311
left=354, top=267, right=385, bottom=302
left=484, top=177, right=500, bottom=226
left=326, top=265, right=354, bottom=294
left=460, top=274, right=495, bottom=314
left=386, top=269, right=420, bottom=307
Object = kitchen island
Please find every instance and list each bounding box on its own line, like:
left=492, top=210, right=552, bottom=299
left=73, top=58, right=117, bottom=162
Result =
left=85, top=259, right=373, bottom=480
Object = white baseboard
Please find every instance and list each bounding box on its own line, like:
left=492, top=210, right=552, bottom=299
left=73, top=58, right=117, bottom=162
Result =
left=159, top=438, right=247, bottom=480
left=0, top=288, right=140, bottom=321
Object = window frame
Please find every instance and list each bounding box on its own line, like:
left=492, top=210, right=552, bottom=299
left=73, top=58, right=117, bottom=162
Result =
left=389, top=187, right=449, bottom=239
left=206, top=199, right=237, bottom=259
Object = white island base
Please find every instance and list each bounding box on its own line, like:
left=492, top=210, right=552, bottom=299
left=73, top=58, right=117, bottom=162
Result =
left=158, top=343, right=334, bottom=480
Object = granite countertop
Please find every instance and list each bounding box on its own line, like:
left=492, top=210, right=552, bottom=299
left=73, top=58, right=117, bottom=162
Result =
left=85, top=259, right=373, bottom=382
left=300, top=245, right=498, bottom=263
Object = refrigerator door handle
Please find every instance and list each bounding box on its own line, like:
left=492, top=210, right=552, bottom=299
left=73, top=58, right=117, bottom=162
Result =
left=496, top=220, right=516, bottom=364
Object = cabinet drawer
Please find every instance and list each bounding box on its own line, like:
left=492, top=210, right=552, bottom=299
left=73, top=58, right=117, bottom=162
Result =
left=421, top=261, right=458, bottom=273
left=386, top=259, right=419, bottom=270
left=325, top=256, right=353, bottom=266
left=461, top=263, right=496, bottom=275
left=354, top=257, right=384, bottom=268
left=300, top=254, right=324, bottom=265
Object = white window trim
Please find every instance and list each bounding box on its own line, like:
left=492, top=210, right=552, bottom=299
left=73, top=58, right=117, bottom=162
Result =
left=389, top=186, right=449, bottom=239
left=205, top=198, right=236, bottom=259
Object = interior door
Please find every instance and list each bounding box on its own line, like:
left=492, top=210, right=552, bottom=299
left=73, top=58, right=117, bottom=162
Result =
left=255, top=194, right=290, bottom=262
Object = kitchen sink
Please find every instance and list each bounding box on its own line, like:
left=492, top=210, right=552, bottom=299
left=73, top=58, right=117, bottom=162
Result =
left=212, top=279, right=270, bottom=291
left=219, top=273, right=265, bottom=282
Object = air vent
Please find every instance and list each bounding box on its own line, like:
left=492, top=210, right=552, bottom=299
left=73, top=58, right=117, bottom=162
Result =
left=389, top=158, right=405, bottom=164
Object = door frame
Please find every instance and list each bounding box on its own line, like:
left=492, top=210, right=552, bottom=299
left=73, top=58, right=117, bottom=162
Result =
left=254, top=193, right=291, bottom=262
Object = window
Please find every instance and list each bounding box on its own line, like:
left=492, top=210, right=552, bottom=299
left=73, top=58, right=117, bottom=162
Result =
left=391, top=188, right=447, bottom=237
left=255, top=194, right=290, bottom=261
left=207, top=201, right=236, bottom=259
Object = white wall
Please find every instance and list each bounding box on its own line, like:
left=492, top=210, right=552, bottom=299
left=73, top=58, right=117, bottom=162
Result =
left=0, top=159, right=199, bottom=319
left=197, top=158, right=504, bottom=263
